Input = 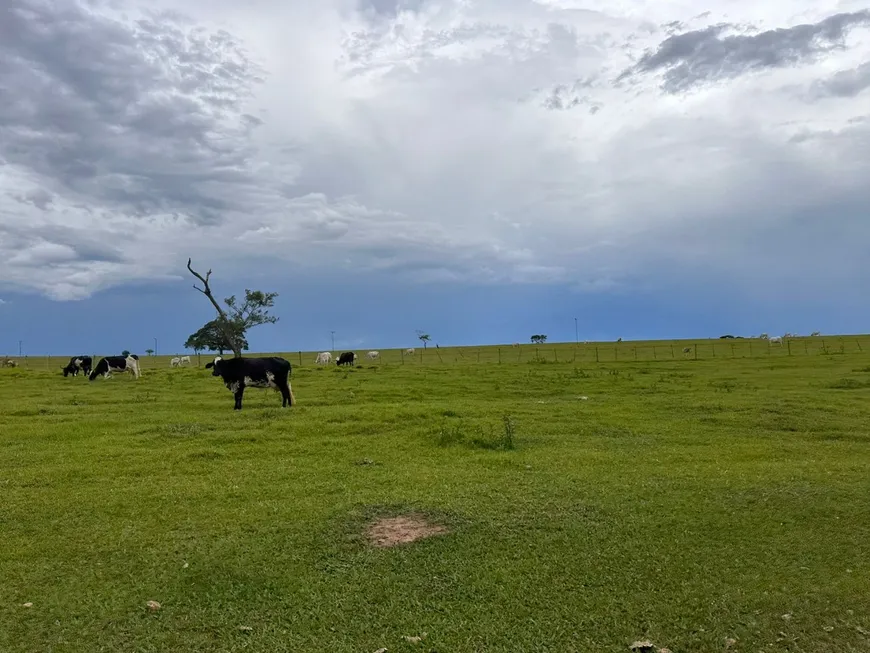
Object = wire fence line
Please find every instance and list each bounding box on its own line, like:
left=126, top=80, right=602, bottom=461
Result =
left=4, top=337, right=869, bottom=371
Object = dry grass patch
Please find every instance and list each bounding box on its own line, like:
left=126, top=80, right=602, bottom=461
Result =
left=365, top=513, right=449, bottom=548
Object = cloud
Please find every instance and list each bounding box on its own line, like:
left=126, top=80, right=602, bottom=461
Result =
left=620, top=10, right=870, bottom=93
left=0, top=0, right=869, bottom=303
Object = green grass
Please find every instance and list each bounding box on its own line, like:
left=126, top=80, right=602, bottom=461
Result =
left=2, top=339, right=870, bottom=652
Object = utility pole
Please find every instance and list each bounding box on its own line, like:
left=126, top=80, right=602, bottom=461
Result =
left=574, top=317, right=578, bottom=343
left=154, top=337, right=158, bottom=356
left=330, top=331, right=335, bottom=353
left=19, top=340, right=23, bottom=357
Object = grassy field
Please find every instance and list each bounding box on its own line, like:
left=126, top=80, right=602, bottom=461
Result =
left=2, top=338, right=870, bottom=652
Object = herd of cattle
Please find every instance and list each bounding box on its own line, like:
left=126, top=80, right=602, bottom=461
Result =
left=58, top=348, right=392, bottom=411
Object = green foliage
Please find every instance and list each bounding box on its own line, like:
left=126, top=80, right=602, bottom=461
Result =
left=121, top=350, right=130, bottom=357
left=184, top=319, right=249, bottom=355
left=530, top=334, right=548, bottom=344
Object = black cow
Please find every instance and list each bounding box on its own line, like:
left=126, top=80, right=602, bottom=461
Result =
left=204, top=355, right=295, bottom=410
left=89, top=355, right=141, bottom=381
left=336, top=351, right=356, bottom=366
left=62, top=356, right=92, bottom=377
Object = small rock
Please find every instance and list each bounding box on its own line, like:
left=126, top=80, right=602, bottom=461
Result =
left=239, top=626, right=253, bottom=632
left=22, top=602, right=32, bottom=608
left=146, top=600, right=161, bottom=612
left=781, top=613, right=792, bottom=621
left=823, top=626, right=834, bottom=632
left=182, top=562, right=189, bottom=569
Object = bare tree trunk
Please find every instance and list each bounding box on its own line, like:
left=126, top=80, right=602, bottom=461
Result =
left=187, top=258, right=242, bottom=358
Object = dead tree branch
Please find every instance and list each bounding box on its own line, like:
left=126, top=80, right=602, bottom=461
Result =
left=187, top=258, right=242, bottom=358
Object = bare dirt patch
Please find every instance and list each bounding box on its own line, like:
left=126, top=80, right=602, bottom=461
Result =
left=366, top=513, right=448, bottom=547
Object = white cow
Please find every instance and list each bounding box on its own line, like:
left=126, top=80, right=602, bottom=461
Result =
left=367, top=351, right=379, bottom=360
left=180, top=355, right=191, bottom=365
left=170, top=357, right=181, bottom=367
left=769, top=336, right=783, bottom=345
left=405, top=348, right=415, bottom=355
left=315, top=352, right=332, bottom=365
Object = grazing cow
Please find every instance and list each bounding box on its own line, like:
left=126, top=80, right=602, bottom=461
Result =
left=315, top=351, right=332, bottom=365
left=366, top=351, right=379, bottom=360
left=4, top=359, right=17, bottom=367
left=405, top=348, right=415, bottom=355
left=769, top=336, right=783, bottom=345
left=336, top=351, right=356, bottom=366
left=170, top=357, right=181, bottom=367
left=180, top=355, right=191, bottom=365
left=204, top=355, right=295, bottom=410
left=89, top=355, right=141, bottom=381
left=62, top=356, right=92, bottom=377
left=512, top=343, right=520, bottom=348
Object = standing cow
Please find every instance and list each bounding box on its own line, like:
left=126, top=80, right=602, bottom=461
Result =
left=89, top=355, right=141, bottom=381
left=336, top=351, right=356, bottom=366
left=315, top=352, right=332, bottom=365
left=366, top=351, right=379, bottom=360
left=204, top=356, right=295, bottom=410
left=62, top=356, right=92, bottom=377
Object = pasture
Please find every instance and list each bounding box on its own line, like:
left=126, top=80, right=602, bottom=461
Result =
left=2, top=338, right=870, bottom=652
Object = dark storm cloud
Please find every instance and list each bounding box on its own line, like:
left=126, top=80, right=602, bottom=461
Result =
left=0, top=0, right=266, bottom=224
left=619, top=10, right=870, bottom=93
left=0, top=223, right=126, bottom=263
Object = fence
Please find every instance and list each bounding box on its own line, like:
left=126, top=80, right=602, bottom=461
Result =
left=4, top=337, right=869, bottom=371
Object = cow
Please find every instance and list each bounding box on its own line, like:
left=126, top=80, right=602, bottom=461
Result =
left=89, top=355, right=141, bottom=380
left=62, top=356, right=92, bottom=377
left=336, top=351, right=356, bottom=366
left=204, top=355, right=295, bottom=410
left=405, top=348, right=415, bottom=355
left=769, top=336, right=783, bottom=345
left=366, top=351, right=379, bottom=360
left=315, top=351, right=332, bottom=365
left=170, top=357, right=181, bottom=367
left=3, top=359, right=17, bottom=367
left=180, top=355, right=191, bottom=365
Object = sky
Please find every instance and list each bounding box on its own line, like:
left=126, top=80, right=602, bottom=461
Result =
left=1, top=0, right=869, bottom=355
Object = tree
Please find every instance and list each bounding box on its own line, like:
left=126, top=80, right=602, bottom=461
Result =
left=186, top=258, right=278, bottom=358
left=122, top=350, right=131, bottom=357
left=145, top=348, right=154, bottom=356
left=530, top=334, right=548, bottom=344
left=415, top=330, right=431, bottom=349
left=185, top=320, right=250, bottom=355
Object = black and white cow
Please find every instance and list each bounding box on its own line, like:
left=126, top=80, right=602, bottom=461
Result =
left=89, top=355, right=141, bottom=381
left=336, top=351, right=356, bottom=366
left=204, top=355, right=295, bottom=410
left=62, top=356, right=92, bottom=377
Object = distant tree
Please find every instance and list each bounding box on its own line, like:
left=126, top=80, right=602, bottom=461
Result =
left=187, top=258, right=279, bottom=357
left=185, top=319, right=250, bottom=356
left=122, top=350, right=130, bottom=357
left=145, top=348, right=155, bottom=356
left=415, top=330, right=431, bottom=349
left=530, top=334, right=548, bottom=344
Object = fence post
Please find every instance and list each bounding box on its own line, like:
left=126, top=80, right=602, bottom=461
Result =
left=731, top=343, right=735, bottom=358
left=298, top=351, right=302, bottom=366
left=694, top=345, right=698, bottom=360
left=498, top=348, right=501, bottom=364
left=595, top=347, right=599, bottom=363
left=787, top=340, right=792, bottom=356
left=749, top=341, right=753, bottom=357
left=633, top=347, right=637, bottom=361
left=857, top=340, right=863, bottom=352
left=670, top=344, right=675, bottom=358
left=573, top=348, right=576, bottom=362
left=805, top=341, right=808, bottom=354
left=653, top=346, right=657, bottom=360
left=536, top=347, right=539, bottom=360
left=554, top=349, right=558, bottom=362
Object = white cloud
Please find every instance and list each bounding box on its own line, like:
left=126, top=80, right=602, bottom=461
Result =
left=0, top=0, right=869, bottom=300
